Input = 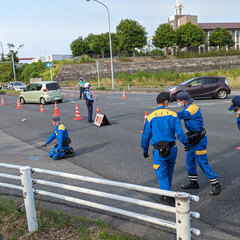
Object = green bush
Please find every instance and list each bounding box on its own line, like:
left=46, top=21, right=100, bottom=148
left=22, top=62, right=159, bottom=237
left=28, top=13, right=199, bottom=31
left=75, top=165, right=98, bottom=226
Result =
left=76, top=55, right=94, bottom=64
left=119, top=56, right=133, bottom=62
left=151, top=49, right=165, bottom=57
left=30, top=72, right=41, bottom=78
left=21, top=62, right=46, bottom=83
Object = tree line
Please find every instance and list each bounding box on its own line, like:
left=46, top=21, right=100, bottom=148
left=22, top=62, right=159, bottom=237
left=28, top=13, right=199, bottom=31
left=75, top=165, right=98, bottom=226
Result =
left=70, top=19, right=235, bottom=57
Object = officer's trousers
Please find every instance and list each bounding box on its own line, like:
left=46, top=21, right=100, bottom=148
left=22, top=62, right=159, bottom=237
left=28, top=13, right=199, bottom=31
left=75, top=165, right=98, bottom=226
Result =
left=186, top=136, right=218, bottom=180
left=86, top=101, right=93, bottom=122
left=49, top=145, right=69, bottom=160
left=153, top=146, right=177, bottom=191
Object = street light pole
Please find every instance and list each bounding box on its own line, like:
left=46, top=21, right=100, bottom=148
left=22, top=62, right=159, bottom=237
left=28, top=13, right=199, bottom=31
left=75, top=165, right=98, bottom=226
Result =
left=86, top=0, right=115, bottom=89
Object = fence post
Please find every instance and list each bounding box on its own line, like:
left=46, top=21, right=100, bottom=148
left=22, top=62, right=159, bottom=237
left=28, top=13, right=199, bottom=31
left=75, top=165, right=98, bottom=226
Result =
left=20, top=166, right=38, bottom=232
left=175, top=192, right=191, bottom=240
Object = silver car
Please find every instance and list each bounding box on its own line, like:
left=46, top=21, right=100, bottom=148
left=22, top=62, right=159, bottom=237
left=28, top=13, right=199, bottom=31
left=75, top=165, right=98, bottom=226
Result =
left=19, top=81, right=64, bottom=104
left=8, top=81, right=26, bottom=91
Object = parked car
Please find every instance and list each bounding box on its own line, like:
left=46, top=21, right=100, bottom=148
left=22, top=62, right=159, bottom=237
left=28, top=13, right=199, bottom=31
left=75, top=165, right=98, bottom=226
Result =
left=19, top=81, right=64, bottom=104
left=165, top=77, right=231, bottom=100
left=8, top=81, right=26, bottom=91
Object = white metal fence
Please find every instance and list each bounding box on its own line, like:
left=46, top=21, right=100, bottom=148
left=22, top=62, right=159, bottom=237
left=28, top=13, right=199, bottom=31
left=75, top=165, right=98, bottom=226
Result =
left=0, top=163, right=201, bottom=240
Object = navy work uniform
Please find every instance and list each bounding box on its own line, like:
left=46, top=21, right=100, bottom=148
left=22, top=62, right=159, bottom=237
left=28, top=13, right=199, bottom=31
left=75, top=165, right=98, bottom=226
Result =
left=46, top=123, right=70, bottom=160
left=141, top=95, right=188, bottom=191
left=228, top=95, right=240, bottom=149
left=84, top=86, right=95, bottom=122
left=77, top=78, right=86, bottom=99
left=176, top=91, right=220, bottom=196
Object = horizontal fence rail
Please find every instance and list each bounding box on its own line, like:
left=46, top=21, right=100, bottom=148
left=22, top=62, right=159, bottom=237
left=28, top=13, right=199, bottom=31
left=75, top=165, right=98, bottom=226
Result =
left=0, top=163, right=201, bottom=239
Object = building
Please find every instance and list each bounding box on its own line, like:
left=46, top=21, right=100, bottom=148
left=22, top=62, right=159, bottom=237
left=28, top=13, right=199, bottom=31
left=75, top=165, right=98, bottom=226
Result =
left=168, top=0, right=240, bottom=50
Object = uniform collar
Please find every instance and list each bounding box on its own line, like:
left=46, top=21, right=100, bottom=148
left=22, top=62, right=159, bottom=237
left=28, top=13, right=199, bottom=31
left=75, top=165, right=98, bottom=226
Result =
left=156, top=106, right=165, bottom=110
left=184, top=103, right=192, bottom=110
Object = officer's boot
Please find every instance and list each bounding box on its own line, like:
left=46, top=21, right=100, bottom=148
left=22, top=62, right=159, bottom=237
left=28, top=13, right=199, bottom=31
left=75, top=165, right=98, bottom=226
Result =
left=181, top=175, right=199, bottom=189
left=209, top=183, right=221, bottom=196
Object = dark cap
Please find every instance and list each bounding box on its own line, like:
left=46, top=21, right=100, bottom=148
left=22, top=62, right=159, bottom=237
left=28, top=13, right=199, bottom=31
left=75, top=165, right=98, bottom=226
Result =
left=156, top=92, right=170, bottom=104
left=176, top=91, right=194, bottom=103
left=52, top=115, right=60, bottom=122
left=228, top=96, right=240, bottom=111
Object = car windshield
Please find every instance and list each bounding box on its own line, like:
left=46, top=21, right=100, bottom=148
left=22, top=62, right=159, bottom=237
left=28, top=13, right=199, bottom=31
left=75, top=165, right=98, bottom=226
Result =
left=179, top=79, right=195, bottom=85
left=46, top=83, right=60, bottom=91
left=13, top=82, right=25, bottom=86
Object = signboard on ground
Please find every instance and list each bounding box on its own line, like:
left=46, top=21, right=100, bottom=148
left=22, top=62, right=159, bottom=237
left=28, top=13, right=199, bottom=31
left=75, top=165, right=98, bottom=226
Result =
left=94, top=113, right=111, bottom=127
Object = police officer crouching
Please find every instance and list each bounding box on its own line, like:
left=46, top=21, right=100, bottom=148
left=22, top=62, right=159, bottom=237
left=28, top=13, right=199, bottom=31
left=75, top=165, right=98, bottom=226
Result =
left=42, top=115, right=74, bottom=160
left=141, top=92, right=189, bottom=206
left=176, top=91, right=221, bottom=196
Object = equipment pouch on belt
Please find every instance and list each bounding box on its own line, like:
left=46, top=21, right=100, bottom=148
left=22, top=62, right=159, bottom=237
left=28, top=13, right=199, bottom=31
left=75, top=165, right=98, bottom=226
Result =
left=154, top=141, right=175, bottom=157
left=187, top=128, right=207, bottom=145
left=62, top=137, right=72, bottom=147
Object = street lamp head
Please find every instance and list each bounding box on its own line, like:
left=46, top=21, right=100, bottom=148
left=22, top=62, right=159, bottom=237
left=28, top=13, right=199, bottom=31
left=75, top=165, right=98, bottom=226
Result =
left=86, top=0, right=91, bottom=1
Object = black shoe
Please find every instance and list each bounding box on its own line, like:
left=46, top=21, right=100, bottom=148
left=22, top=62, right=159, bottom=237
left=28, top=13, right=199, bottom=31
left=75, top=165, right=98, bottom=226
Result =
left=160, top=196, right=175, bottom=207
left=181, top=181, right=199, bottom=189
left=88, top=120, right=94, bottom=123
left=69, top=147, right=75, bottom=157
left=209, top=183, right=221, bottom=196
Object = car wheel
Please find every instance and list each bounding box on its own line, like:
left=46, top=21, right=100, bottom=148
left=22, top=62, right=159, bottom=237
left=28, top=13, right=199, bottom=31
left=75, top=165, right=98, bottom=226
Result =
left=217, top=90, right=227, bottom=99
left=58, top=100, right=63, bottom=103
left=20, top=97, right=25, bottom=104
left=40, top=97, right=46, bottom=105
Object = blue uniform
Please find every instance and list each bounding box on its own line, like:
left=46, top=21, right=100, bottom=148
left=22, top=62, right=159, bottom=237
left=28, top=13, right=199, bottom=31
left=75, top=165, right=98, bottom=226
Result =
left=46, top=123, right=70, bottom=160
left=236, top=114, right=240, bottom=131
left=141, top=106, right=188, bottom=191
left=85, top=89, right=95, bottom=122
left=177, top=103, right=219, bottom=183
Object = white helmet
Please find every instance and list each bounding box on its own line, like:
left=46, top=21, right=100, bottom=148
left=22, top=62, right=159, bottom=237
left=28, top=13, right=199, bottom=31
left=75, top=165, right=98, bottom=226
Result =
left=84, top=82, right=90, bottom=88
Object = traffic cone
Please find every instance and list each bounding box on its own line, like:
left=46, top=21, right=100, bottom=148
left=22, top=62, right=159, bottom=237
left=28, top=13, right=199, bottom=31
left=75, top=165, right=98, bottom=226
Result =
left=1, top=96, right=6, bottom=105
left=96, top=106, right=100, bottom=114
left=140, top=111, right=148, bottom=133
left=40, top=104, right=45, bottom=113
left=16, top=98, right=22, bottom=109
left=73, top=104, right=83, bottom=120
left=121, top=90, right=127, bottom=99
left=53, top=102, right=61, bottom=116
left=236, top=146, right=240, bottom=150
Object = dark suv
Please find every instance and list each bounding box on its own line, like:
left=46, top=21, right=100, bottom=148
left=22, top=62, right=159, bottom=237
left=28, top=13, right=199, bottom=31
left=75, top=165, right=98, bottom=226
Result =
left=166, top=77, right=231, bottom=100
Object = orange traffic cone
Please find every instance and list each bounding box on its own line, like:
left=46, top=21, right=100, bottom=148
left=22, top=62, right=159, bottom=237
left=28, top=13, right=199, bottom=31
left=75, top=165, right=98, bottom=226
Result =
left=1, top=96, right=6, bottom=105
left=16, top=98, right=22, bottom=109
left=96, top=106, right=100, bottom=114
left=140, top=111, right=148, bottom=133
left=40, top=104, right=45, bottom=112
left=236, top=146, right=240, bottom=150
left=121, top=90, right=127, bottom=99
left=73, top=104, right=83, bottom=120
left=53, top=102, right=61, bottom=116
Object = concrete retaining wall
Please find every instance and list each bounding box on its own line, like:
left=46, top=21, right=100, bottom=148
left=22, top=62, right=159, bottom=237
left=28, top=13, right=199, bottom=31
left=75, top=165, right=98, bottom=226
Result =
left=54, top=55, right=240, bottom=82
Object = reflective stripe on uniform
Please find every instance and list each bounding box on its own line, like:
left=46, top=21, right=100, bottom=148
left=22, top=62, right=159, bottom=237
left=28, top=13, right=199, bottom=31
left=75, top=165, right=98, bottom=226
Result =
left=186, top=104, right=199, bottom=116
left=196, top=150, right=207, bottom=155
left=58, top=124, right=65, bottom=130
left=147, top=109, right=177, bottom=122
left=153, top=164, right=160, bottom=169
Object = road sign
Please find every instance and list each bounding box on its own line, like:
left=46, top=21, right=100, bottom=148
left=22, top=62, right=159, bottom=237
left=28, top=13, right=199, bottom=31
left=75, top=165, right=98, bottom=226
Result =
left=46, top=63, right=53, bottom=68
left=46, top=55, right=53, bottom=61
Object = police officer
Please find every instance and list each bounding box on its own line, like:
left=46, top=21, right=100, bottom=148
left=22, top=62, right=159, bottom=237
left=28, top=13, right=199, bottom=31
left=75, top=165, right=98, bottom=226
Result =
left=176, top=91, right=221, bottom=196
left=75, top=77, right=86, bottom=99
left=42, top=115, right=74, bottom=160
left=228, top=96, right=240, bottom=149
left=84, top=82, right=96, bottom=123
left=141, top=92, right=189, bottom=205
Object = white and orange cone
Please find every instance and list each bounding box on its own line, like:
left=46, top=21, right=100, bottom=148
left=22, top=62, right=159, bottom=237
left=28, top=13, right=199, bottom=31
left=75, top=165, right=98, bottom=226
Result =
left=1, top=96, right=6, bottom=105
left=121, top=90, right=127, bottom=99
left=140, top=111, right=148, bottom=133
left=16, top=98, right=22, bottom=109
left=73, top=104, right=83, bottom=120
left=96, top=106, right=100, bottom=114
left=53, top=102, right=61, bottom=116
left=40, top=104, right=45, bottom=113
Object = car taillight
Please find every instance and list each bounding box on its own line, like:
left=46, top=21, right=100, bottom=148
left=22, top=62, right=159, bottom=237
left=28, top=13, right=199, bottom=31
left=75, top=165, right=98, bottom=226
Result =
left=43, top=89, right=48, bottom=92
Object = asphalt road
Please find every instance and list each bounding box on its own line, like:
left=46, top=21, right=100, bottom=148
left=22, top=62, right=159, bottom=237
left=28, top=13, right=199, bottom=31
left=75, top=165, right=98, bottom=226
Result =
left=0, top=90, right=239, bottom=239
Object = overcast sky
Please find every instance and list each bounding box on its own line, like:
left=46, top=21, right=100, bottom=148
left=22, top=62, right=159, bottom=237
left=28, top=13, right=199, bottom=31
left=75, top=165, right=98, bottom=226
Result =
left=0, top=0, right=239, bottom=59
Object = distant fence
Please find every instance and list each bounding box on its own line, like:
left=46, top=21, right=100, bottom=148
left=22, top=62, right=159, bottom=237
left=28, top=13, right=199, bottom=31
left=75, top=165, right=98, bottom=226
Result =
left=0, top=163, right=201, bottom=240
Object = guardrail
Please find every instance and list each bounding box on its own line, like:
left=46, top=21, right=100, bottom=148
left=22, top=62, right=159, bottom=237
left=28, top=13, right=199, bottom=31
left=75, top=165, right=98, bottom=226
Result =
left=0, top=163, right=201, bottom=239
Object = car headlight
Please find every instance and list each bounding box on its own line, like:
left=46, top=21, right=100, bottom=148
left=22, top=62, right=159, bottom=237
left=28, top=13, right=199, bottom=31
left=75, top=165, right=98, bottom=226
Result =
left=169, top=87, right=176, bottom=92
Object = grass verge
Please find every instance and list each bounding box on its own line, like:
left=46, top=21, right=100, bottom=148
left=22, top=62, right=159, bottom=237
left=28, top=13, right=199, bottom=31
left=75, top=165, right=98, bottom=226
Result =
left=0, top=196, right=141, bottom=240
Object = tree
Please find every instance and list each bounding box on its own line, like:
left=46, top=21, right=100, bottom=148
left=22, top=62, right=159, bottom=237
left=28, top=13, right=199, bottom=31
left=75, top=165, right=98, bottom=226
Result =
left=209, top=27, right=234, bottom=48
left=153, top=24, right=177, bottom=53
left=176, top=22, right=205, bottom=50
left=88, top=34, right=108, bottom=58
left=7, top=43, right=24, bottom=63
left=116, top=19, right=147, bottom=56
left=70, top=37, right=89, bottom=56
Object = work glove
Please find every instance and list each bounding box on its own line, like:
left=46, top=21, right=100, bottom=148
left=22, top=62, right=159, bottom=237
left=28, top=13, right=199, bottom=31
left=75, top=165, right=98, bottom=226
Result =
left=41, top=143, right=47, bottom=148
left=184, top=146, right=190, bottom=151
left=143, top=152, right=149, bottom=158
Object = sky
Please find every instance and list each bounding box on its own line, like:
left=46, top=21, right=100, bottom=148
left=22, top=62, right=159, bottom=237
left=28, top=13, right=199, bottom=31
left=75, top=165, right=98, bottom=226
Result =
left=0, top=0, right=239, bottom=59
